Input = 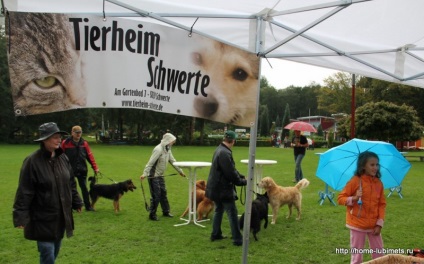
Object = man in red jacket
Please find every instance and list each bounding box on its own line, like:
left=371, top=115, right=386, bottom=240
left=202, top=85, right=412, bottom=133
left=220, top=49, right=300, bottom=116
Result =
left=61, top=125, right=100, bottom=211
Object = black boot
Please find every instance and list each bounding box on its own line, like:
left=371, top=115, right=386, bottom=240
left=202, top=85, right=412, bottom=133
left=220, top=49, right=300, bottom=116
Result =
left=149, top=213, right=159, bottom=221
left=149, top=198, right=159, bottom=221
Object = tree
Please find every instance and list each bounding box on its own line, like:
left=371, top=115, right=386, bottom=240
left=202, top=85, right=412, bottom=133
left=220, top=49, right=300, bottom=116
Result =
left=327, top=130, right=334, bottom=147
left=270, top=122, right=276, bottom=135
left=259, top=78, right=281, bottom=124
left=258, top=105, right=270, bottom=137
left=355, top=101, right=423, bottom=142
left=275, top=114, right=281, bottom=128
left=281, top=103, right=291, bottom=137
left=358, top=77, right=424, bottom=123
left=280, top=86, right=310, bottom=118
left=317, top=124, right=324, bottom=137
left=335, top=116, right=351, bottom=139
left=0, top=28, right=15, bottom=142
left=317, top=72, right=370, bottom=115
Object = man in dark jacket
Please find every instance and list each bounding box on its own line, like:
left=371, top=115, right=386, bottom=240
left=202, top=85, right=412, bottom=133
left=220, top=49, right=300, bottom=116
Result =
left=61, top=125, right=99, bottom=211
left=13, top=122, right=83, bottom=264
left=205, top=130, right=247, bottom=246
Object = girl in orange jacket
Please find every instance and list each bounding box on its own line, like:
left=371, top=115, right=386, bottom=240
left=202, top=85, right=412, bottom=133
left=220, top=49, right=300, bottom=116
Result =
left=338, top=151, right=386, bottom=264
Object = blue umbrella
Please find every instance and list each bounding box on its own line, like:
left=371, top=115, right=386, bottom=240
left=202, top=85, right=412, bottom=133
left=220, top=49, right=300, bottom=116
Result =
left=316, top=138, right=411, bottom=191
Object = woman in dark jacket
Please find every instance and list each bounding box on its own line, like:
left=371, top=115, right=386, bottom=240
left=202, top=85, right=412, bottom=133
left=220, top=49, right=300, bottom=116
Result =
left=206, top=130, right=246, bottom=246
left=13, top=122, right=83, bottom=264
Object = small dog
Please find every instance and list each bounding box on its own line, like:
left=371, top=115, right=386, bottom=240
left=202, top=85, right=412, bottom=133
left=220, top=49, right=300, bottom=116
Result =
left=88, top=177, right=137, bottom=213
left=190, top=36, right=260, bottom=126
left=181, top=180, right=214, bottom=220
left=258, top=177, right=310, bottom=224
left=239, top=192, right=269, bottom=241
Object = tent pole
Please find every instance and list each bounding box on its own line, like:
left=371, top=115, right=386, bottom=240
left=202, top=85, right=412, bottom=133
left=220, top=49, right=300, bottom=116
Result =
left=241, top=16, right=264, bottom=264
left=350, top=73, right=356, bottom=138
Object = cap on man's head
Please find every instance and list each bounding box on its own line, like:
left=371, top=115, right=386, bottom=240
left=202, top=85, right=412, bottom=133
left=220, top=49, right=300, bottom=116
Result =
left=72, top=126, right=82, bottom=133
left=224, top=130, right=237, bottom=140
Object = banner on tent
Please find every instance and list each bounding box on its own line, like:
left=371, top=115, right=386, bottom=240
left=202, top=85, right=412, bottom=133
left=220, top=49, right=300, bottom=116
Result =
left=6, top=12, right=259, bottom=127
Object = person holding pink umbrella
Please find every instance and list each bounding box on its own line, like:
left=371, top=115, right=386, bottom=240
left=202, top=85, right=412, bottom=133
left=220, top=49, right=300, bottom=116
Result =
left=291, top=130, right=308, bottom=183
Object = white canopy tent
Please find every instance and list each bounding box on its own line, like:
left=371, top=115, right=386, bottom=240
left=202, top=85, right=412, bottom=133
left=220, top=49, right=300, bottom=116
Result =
left=3, top=1, right=424, bottom=263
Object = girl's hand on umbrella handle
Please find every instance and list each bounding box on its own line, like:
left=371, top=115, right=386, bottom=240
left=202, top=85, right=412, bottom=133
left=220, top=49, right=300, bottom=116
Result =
left=355, top=189, right=362, bottom=198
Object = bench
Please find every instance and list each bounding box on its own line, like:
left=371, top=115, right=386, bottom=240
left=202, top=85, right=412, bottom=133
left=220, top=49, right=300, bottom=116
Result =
left=403, top=156, right=424, bottom=162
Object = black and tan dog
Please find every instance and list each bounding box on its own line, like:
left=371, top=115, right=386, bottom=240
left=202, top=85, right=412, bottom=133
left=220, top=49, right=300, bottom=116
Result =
left=239, top=192, right=269, bottom=241
left=88, top=177, right=136, bottom=213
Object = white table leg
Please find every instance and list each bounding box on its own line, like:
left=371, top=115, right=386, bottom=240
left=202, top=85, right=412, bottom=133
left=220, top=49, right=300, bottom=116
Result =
left=191, top=168, right=210, bottom=227
left=254, top=165, right=263, bottom=194
left=175, top=167, right=209, bottom=227
left=175, top=167, right=193, bottom=227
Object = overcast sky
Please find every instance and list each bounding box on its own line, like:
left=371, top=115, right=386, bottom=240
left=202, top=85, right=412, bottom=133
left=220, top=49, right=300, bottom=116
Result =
left=260, top=59, right=339, bottom=89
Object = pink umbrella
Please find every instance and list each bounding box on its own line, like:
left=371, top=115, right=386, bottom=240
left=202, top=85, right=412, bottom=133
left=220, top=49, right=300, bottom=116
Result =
left=284, top=121, right=317, bottom=133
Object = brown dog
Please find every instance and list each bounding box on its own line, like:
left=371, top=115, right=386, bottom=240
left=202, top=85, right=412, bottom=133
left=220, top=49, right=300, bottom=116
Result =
left=181, top=180, right=214, bottom=220
left=258, top=177, right=309, bottom=224
left=196, top=196, right=214, bottom=220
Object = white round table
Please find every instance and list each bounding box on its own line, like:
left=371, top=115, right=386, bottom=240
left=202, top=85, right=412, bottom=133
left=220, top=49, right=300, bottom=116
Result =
left=240, top=159, right=277, bottom=194
left=172, top=161, right=212, bottom=228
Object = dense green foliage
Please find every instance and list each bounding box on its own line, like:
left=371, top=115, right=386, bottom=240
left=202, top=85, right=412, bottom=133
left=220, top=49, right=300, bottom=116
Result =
left=336, top=101, right=424, bottom=141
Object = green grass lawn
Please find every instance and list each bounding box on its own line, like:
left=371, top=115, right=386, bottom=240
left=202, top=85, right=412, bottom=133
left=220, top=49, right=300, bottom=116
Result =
left=1, top=144, right=423, bottom=264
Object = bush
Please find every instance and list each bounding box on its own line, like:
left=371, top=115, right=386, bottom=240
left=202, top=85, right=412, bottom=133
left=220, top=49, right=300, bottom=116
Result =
left=313, top=140, right=345, bottom=149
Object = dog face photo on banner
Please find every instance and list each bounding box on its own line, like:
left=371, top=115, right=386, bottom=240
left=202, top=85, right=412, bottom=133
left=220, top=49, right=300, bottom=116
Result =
left=190, top=35, right=260, bottom=126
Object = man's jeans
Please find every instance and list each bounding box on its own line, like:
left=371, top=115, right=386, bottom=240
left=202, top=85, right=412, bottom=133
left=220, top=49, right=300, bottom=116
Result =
left=294, top=154, right=304, bottom=182
left=211, top=200, right=242, bottom=244
left=37, top=240, right=62, bottom=264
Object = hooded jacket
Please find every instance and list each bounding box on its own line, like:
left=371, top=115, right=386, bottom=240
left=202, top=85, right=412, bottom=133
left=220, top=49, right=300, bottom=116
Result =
left=13, top=145, right=83, bottom=241
left=143, top=133, right=183, bottom=177
left=337, top=174, right=386, bottom=231
left=206, top=143, right=247, bottom=202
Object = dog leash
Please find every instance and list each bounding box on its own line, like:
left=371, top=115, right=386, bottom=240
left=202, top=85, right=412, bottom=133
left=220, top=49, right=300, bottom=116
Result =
left=140, top=181, right=150, bottom=212
left=239, top=185, right=247, bottom=205
left=96, top=172, right=117, bottom=183
left=145, top=173, right=179, bottom=178
left=139, top=173, right=185, bottom=212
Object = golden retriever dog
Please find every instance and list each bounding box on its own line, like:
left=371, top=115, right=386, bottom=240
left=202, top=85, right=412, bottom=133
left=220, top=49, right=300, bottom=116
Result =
left=258, top=177, right=310, bottom=224
left=196, top=196, right=214, bottom=221
left=181, top=180, right=214, bottom=220
left=190, top=36, right=260, bottom=127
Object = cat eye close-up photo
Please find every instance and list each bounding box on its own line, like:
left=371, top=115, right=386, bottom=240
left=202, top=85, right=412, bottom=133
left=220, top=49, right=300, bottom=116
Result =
left=7, top=12, right=87, bottom=116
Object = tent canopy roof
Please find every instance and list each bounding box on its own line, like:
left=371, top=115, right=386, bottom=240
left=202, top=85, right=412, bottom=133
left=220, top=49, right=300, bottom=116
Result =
left=4, top=0, right=424, bottom=88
